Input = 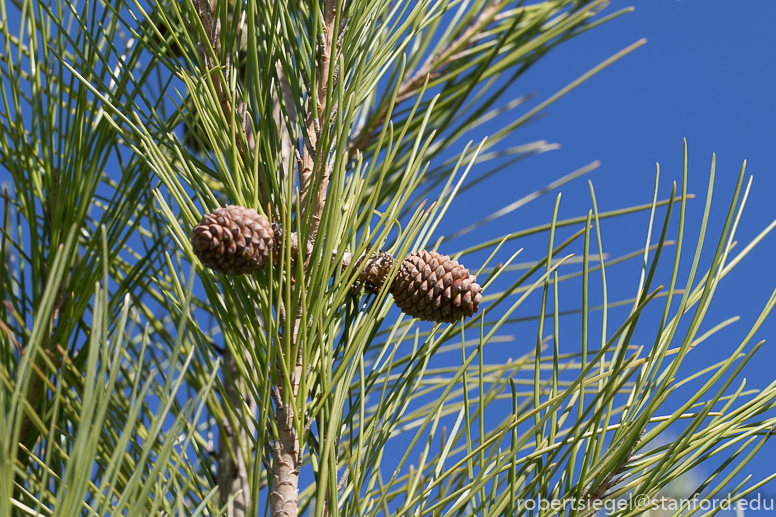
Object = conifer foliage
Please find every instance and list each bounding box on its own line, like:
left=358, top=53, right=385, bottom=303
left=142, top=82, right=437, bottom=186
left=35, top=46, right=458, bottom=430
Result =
left=0, top=0, right=775, bottom=516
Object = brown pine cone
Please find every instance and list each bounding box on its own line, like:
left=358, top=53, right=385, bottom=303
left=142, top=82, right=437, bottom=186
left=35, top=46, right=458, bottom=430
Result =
left=346, top=249, right=394, bottom=294
left=390, top=250, right=482, bottom=323
left=191, top=205, right=274, bottom=275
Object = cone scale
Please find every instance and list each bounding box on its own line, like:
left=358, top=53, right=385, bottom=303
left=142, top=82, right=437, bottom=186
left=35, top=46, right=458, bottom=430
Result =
left=190, top=206, right=482, bottom=323
left=389, top=250, right=482, bottom=323
left=191, top=205, right=274, bottom=275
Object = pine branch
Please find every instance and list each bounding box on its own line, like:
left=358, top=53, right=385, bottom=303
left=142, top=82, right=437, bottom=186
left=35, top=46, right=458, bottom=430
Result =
left=347, top=0, right=508, bottom=161
left=299, top=0, right=340, bottom=243
left=218, top=348, right=256, bottom=513
left=192, top=0, right=270, bottom=212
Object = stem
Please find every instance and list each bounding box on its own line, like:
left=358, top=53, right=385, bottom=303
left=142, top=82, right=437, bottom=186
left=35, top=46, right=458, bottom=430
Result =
left=193, top=0, right=270, bottom=210
left=273, top=9, right=340, bottom=510
left=218, top=348, right=256, bottom=515
left=347, top=0, right=506, bottom=160
left=298, top=0, right=338, bottom=241
left=270, top=317, right=303, bottom=517
left=272, top=224, right=395, bottom=293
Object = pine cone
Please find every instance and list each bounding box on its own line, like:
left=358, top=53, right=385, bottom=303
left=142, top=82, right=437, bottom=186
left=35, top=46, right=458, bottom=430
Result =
left=191, top=205, right=274, bottom=275
left=390, top=250, right=482, bottom=323
left=347, top=249, right=394, bottom=294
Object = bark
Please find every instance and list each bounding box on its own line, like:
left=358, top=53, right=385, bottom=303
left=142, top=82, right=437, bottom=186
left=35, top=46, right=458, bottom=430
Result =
left=298, top=0, right=338, bottom=240
left=269, top=412, right=300, bottom=517
left=270, top=354, right=302, bottom=517
left=270, top=313, right=304, bottom=517
left=272, top=3, right=339, bottom=509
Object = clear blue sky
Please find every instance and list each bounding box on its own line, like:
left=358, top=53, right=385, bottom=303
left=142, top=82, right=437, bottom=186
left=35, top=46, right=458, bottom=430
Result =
left=434, top=1, right=776, bottom=508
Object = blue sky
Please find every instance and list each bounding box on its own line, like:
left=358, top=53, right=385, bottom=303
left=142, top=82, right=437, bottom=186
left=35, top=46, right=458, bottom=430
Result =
left=431, top=0, right=776, bottom=508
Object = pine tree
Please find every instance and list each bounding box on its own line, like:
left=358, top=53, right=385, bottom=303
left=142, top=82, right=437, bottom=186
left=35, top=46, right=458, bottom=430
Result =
left=1, top=0, right=775, bottom=516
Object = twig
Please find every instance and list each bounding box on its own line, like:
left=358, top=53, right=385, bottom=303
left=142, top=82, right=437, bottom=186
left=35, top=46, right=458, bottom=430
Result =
left=347, top=0, right=507, bottom=160
left=17, top=171, right=68, bottom=463
left=192, top=0, right=270, bottom=212
left=577, top=438, right=641, bottom=517
left=298, top=0, right=339, bottom=242
left=273, top=3, right=340, bottom=507
left=337, top=468, right=349, bottom=493
left=218, top=345, right=256, bottom=515
left=272, top=224, right=394, bottom=293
